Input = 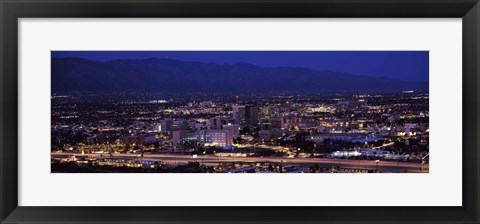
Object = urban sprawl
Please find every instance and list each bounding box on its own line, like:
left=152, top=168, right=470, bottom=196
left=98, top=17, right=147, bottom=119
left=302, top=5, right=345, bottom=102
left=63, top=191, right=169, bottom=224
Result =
left=51, top=92, right=429, bottom=173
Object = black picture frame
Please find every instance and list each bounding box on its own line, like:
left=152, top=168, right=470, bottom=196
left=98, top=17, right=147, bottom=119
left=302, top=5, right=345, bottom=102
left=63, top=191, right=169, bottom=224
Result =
left=1, top=0, right=479, bottom=223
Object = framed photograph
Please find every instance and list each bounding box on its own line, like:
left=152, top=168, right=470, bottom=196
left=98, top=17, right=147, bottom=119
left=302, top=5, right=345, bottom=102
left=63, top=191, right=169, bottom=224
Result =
left=1, top=0, right=479, bottom=223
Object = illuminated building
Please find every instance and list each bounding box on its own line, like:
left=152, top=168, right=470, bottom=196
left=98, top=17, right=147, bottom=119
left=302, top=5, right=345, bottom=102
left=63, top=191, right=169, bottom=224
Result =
left=208, top=116, right=228, bottom=130
left=260, top=105, right=270, bottom=121
left=197, top=129, right=233, bottom=147
left=172, top=130, right=197, bottom=148
left=158, top=118, right=173, bottom=133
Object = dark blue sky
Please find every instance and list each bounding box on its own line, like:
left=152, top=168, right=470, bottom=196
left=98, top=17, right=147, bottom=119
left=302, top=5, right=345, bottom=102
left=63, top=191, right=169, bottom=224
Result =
left=51, top=51, right=429, bottom=82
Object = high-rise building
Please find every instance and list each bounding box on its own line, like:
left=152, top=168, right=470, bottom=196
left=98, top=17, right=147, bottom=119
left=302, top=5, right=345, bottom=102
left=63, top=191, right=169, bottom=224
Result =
left=232, top=105, right=246, bottom=124
left=245, top=105, right=259, bottom=126
left=260, top=105, right=270, bottom=122
left=158, top=118, right=173, bottom=133
left=208, top=116, right=228, bottom=130
left=197, top=129, right=233, bottom=147
left=222, top=123, right=241, bottom=138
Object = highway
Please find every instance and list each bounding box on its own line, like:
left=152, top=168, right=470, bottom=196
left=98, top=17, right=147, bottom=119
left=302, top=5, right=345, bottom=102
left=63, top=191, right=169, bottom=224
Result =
left=51, top=152, right=429, bottom=173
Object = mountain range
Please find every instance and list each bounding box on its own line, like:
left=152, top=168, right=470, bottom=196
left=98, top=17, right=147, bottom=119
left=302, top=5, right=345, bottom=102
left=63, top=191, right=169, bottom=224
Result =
left=51, top=57, right=428, bottom=93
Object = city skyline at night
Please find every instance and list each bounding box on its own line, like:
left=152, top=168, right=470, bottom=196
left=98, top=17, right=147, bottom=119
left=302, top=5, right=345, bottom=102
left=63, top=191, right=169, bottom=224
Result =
left=51, top=51, right=429, bottom=173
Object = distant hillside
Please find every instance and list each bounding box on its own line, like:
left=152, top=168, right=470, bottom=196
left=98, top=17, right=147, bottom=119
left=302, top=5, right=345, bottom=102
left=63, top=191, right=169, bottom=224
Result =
left=51, top=57, right=428, bottom=93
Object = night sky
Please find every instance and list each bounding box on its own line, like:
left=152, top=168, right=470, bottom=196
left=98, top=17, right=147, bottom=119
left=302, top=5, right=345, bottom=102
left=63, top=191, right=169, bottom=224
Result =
left=51, top=51, right=429, bottom=82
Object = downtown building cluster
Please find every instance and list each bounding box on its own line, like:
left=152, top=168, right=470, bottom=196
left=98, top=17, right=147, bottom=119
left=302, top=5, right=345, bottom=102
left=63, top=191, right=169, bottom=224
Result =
left=51, top=92, right=429, bottom=173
